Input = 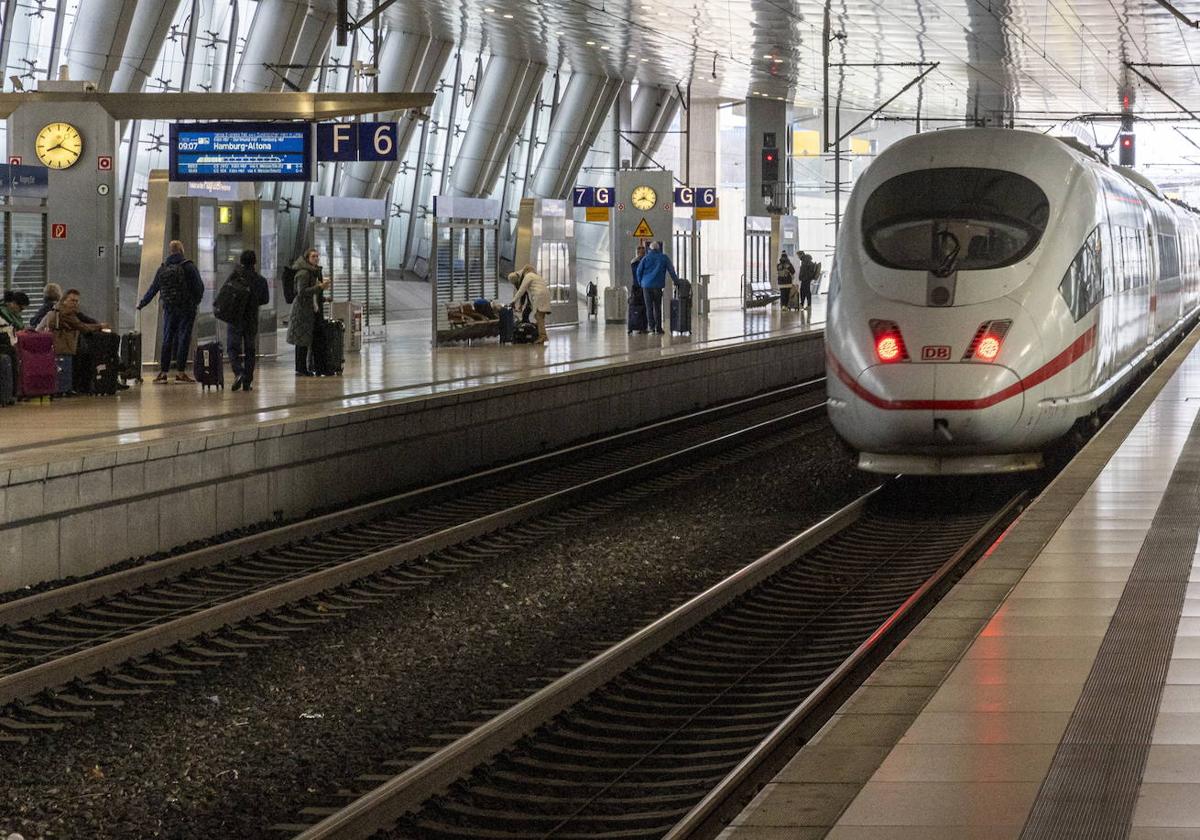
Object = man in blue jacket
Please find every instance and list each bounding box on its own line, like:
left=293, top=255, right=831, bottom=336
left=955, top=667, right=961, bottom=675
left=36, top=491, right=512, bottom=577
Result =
left=634, top=241, right=679, bottom=335
left=137, top=240, right=205, bottom=383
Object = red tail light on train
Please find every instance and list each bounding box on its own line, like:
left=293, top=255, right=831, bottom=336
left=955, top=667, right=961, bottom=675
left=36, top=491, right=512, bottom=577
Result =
left=964, top=319, right=1012, bottom=362
left=869, top=319, right=910, bottom=363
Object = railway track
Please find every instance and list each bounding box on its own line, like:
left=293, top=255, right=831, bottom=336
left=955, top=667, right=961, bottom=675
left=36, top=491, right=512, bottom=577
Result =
left=0, top=382, right=827, bottom=737
left=289, top=478, right=1027, bottom=840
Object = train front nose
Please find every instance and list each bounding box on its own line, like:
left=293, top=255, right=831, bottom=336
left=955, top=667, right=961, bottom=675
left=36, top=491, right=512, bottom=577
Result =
left=831, top=362, right=1025, bottom=452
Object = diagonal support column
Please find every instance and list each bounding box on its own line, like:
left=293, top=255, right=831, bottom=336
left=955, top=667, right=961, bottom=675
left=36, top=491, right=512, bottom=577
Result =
left=530, top=74, right=622, bottom=199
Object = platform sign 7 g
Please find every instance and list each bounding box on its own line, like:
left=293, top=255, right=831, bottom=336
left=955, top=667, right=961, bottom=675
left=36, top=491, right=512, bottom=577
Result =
left=572, top=186, right=615, bottom=207
left=316, top=122, right=399, bottom=162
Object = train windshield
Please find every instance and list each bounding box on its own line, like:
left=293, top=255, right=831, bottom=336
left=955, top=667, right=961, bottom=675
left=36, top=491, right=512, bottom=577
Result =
left=862, top=168, right=1049, bottom=275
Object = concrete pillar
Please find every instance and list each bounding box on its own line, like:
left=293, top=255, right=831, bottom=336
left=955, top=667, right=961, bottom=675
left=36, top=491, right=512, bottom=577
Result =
left=447, top=55, right=545, bottom=198
left=109, top=1, right=183, bottom=92
left=63, top=0, right=141, bottom=90
left=686, top=99, right=719, bottom=185
left=232, top=0, right=309, bottom=92
left=629, top=85, right=679, bottom=169
left=529, top=74, right=622, bottom=199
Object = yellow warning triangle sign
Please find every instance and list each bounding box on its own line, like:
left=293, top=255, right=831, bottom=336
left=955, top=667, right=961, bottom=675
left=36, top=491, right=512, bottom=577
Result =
left=632, top=218, right=654, bottom=238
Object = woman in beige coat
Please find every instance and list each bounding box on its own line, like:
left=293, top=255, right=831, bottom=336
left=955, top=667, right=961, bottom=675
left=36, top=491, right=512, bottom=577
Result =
left=509, top=264, right=552, bottom=344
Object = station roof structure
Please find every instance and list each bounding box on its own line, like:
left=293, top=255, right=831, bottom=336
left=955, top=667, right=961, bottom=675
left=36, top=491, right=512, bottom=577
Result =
left=314, top=0, right=1200, bottom=121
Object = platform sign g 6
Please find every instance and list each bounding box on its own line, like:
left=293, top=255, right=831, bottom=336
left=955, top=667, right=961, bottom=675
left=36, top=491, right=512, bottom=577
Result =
left=315, top=122, right=399, bottom=163
left=672, top=187, right=717, bottom=207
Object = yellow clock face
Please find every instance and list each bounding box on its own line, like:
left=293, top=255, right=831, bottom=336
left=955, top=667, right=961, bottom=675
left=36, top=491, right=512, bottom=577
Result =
left=631, top=185, right=657, bottom=211
left=35, top=122, right=83, bottom=169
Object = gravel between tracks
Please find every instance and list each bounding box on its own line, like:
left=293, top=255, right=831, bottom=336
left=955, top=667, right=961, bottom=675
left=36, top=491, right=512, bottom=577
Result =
left=1, top=422, right=873, bottom=840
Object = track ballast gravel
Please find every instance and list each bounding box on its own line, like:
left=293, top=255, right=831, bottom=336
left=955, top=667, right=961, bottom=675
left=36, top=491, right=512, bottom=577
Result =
left=1, top=421, right=872, bottom=840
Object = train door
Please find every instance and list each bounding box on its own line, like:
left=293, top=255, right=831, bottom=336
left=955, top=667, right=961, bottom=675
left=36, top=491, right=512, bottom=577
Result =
left=1146, top=223, right=1157, bottom=347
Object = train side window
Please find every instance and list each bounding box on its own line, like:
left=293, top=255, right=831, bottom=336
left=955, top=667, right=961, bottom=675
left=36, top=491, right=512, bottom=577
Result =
left=1060, top=226, right=1103, bottom=321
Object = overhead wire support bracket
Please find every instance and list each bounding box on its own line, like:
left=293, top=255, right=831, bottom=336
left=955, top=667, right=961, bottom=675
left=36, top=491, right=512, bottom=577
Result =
left=1125, top=63, right=1200, bottom=125
left=835, top=62, right=940, bottom=144
left=1151, top=0, right=1200, bottom=28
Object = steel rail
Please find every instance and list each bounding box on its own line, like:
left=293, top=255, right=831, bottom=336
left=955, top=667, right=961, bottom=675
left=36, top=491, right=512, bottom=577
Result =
left=0, top=380, right=824, bottom=630
left=0, top=401, right=825, bottom=708
left=662, top=489, right=1027, bottom=840
left=291, top=485, right=881, bottom=840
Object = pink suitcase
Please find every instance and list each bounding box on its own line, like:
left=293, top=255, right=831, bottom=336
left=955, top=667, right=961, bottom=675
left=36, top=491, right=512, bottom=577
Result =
left=16, top=331, right=57, bottom=397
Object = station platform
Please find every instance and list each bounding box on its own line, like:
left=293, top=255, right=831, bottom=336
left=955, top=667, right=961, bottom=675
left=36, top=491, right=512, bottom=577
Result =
left=720, top=325, right=1200, bottom=838
left=1, top=303, right=824, bottom=469
left=0, top=302, right=825, bottom=592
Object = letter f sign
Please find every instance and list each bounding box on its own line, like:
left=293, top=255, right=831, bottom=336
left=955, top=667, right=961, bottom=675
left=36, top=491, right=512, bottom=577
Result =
left=333, top=123, right=352, bottom=153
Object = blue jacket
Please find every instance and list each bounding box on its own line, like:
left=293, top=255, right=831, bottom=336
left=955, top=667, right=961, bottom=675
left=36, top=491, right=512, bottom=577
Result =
left=635, top=250, right=678, bottom=290
left=138, top=253, right=204, bottom=312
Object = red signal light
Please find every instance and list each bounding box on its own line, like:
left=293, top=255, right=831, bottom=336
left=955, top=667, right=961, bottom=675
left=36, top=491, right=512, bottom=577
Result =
left=1122, top=137, right=1132, bottom=148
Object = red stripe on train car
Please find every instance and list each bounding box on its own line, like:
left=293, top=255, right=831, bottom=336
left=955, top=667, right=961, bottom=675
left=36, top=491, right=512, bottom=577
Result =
left=827, top=325, right=1097, bottom=411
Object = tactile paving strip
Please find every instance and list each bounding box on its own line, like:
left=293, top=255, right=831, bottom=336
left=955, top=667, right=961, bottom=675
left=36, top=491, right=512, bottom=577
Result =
left=1020, top=409, right=1200, bottom=840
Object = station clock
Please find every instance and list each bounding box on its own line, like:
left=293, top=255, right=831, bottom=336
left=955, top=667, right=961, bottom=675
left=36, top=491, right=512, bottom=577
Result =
left=631, top=184, right=657, bottom=211
left=35, top=122, right=83, bottom=170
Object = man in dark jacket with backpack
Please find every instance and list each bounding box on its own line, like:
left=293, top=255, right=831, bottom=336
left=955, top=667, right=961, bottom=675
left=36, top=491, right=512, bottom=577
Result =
left=137, top=240, right=204, bottom=383
left=218, top=250, right=270, bottom=392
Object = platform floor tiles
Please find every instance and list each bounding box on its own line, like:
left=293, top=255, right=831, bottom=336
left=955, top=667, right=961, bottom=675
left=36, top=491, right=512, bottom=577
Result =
left=720, top=330, right=1200, bottom=839
left=0, top=301, right=824, bottom=466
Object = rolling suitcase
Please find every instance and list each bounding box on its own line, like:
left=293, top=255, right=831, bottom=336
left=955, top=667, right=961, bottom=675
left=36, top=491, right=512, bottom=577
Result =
left=55, top=354, right=74, bottom=396
left=16, top=331, right=56, bottom=398
left=120, top=331, right=142, bottom=382
left=627, top=300, right=648, bottom=334
left=0, top=353, right=14, bottom=406
left=0, top=334, right=15, bottom=406
left=315, top=318, right=345, bottom=375
left=670, top=299, right=693, bottom=334
left=194, top=341, right=224, bottom=390
left=604, top=286, right=628, bottom=324
left=499, top=306, right=516, bottom=344
left=87, top=331, right=121, bottom=395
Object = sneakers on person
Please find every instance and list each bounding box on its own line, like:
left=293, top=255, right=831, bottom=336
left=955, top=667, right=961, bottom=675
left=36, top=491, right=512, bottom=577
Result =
left=175, top=372, right=195, bottom=383
left=153, top=372, right=169, bottom=384
left=231, top=377, right=243, bottom=392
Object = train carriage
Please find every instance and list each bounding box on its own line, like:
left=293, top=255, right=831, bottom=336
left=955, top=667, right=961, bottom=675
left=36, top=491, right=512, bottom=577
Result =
left=826, top=128, right=1200, bottom=474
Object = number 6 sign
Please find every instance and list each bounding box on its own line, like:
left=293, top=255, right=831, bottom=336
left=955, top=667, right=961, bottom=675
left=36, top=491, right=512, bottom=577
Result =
left=358, top=122, right=398, bottom=161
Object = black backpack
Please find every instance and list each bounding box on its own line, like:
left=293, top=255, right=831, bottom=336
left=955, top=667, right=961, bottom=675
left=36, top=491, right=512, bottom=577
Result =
left=281, top=265, right=298, bottom=304
left=214, top=274, right=252, bottom=324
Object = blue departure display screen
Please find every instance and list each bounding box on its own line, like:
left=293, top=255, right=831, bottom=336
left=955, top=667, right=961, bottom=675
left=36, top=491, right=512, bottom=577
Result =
left=169, top=122, right=312, bottom=181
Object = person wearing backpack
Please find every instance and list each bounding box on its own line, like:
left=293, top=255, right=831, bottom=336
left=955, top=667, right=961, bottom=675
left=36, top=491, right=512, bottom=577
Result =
left=217, top=250, right=270, bottom=392
left=137, top=240, right=205, bottom=383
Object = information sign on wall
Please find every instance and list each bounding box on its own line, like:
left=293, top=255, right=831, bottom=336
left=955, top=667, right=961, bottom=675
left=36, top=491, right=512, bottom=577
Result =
left=671, top=186, right=717, bottom=208
left=169, top=121, right=311, bottom=181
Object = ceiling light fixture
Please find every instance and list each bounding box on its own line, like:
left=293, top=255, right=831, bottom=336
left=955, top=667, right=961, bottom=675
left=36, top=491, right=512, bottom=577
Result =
left=484, top=6, right=494, bottom=11
left=600, top=45, right=610, bottom=50
left=762, top=53, right=772, bottom=58
left=503, top=12, right=513, bottom=17
left=641, top=58, right=649, bottom=62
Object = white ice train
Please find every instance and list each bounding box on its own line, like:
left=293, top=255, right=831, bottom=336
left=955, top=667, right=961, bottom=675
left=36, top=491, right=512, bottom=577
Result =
left=826, top=128, right=1200, bottom=474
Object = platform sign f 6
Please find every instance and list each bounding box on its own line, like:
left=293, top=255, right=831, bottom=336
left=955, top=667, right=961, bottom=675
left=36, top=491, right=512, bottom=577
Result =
left=316, top=122, right=399, bottom=163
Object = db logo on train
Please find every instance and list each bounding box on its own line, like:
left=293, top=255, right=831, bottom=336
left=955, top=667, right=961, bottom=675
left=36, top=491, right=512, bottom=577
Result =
left=921, top=345, right=952, bottom=361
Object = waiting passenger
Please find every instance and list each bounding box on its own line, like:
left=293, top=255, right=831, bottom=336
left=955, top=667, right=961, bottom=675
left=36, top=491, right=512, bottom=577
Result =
left=137, top=240, right=204, bottom=384
left=223, top=249, right=270, bottom=392
left=41, top=288, right=109, bottom=393
left=635, top=241, right=679, bottom=335
left=777, top=251, right=796, bottom=308
left=286, top=248, right=331, bottom=376
left=509, top=264, right=552, bottom=344
left=28, top=282, right=61, bottom=330
left=1, top=290, right=29, bottom=331
left=798, top=251, right=817, bottom=310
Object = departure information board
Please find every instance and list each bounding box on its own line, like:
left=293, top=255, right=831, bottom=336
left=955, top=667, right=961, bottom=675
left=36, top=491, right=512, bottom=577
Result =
left=169, top=122, right=312, bottom=181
